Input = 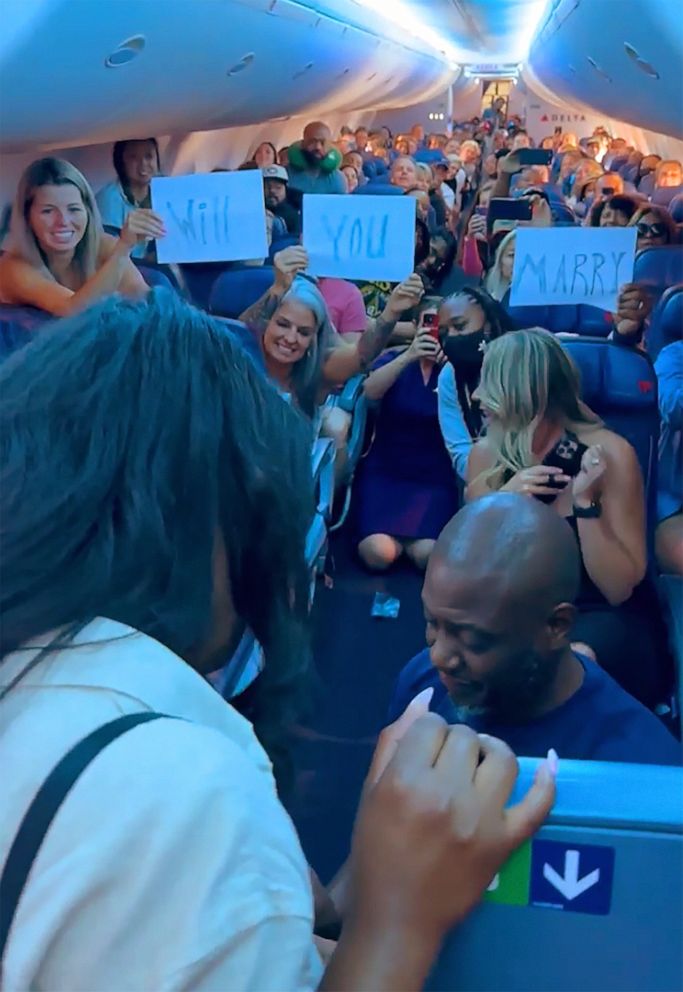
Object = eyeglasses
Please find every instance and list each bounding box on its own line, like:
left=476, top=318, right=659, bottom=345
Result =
left=637, top=222, right=666, bottom=238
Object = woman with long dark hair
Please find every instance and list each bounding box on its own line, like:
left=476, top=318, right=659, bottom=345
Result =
left=96, top=138, right=161, bottom=258
left=437, top=286, right=514, bottom=478
left=0, top=289, right=552, bottom=990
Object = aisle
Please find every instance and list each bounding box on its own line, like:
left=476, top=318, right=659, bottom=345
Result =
left=288, top=527, right=427, bottom=882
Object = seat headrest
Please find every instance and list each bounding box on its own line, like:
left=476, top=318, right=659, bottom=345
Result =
left=651, top=184, right=683, bottom=207
left=634, top=245, right=683, bottom=288
left=209, top=266, right=276, bottom=319
left=562, top=339, right=657, bottom=412
left=669, top=193, right=683, bottom=223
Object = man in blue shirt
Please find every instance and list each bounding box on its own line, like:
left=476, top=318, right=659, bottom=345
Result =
left=388, top=494, right=681, bottom=765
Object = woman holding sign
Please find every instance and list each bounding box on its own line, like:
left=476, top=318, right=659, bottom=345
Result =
left=0, top=157, right=165, bottom=317
left=466, top=328, right=669, bottom=708
left=239, top=246, right=424, bottom=419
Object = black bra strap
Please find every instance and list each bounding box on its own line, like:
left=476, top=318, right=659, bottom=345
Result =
left=0, top=711, right=170, bottom=965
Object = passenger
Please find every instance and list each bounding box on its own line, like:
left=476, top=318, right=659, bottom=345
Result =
left=483, top=230, right=515, bottom=302
left=96, top=138, right=160, bottom=258
left=353, top=126, right=369, bottom=152
left=630, top=203, right=678, bottom=250
left=591, top=192, right=641, bottom=227
left=388, top=495, right=681, bottom=764
left=239, top=246, right=423, bottom=418
left=595, top=172, right=625, bottom=198
left=483, top=96, right=506, bottom=130
left=418, top=228, right=474, bottom=297
left=407, top=188, right=435, bottom=230
left=390, top=155, right=419, bottom=191
left=356, top=316, right=458, bottom=572
left=510, top=130, right=532, bottom=152
left=437, top=288, right=514, bottom=478
left=0, top=291, right=554, bottom=990
left=409, top=122, right=425, bottom=147
left=277, top=145, right=290, bottom=167
left=466, top=328, right=668, bottom=707
left=654, top=160, right=682, bottom=189
left=584, top=137, right=601, bottom=160
left=432, top=160, right=457, bottom=214
left=250, top=141, right=277, bottom=168
left=261, top=164, right=301, bottom=236
left=286, top=121, right=346, bottom=195
left=654, top=340, right=683, bottom=576
left=341, top=163, right=360, bottom=193
left=636, top=153, right=661, bottom=185
left=342, top=150, right=366, bottom=184
left=0, top=157, right=158, bottom=316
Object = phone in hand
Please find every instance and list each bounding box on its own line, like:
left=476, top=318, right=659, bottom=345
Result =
left=536, top=435, right=588, bottom=504
left=419, top=308, right=440, bottom=341
left=517, top=148, right=553, bottom=167
left=602, top=186, right=615, bottom=196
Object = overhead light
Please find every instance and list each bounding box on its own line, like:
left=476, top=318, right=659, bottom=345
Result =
left=352, top=0, right=460, bottom=66
left=104, top=35, right=145, bottom=68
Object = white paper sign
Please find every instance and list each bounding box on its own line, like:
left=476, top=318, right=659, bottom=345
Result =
left=151, top=171, right=268, bottom=264
left=303, top=194, right=416, bottom=282
left=510, top=226, right=637, bottom=312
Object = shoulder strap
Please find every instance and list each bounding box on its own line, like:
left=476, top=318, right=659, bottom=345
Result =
left=0, top=711, right=169, bottom=965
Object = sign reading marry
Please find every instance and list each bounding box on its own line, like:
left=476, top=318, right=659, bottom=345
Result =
left=303, top=194, right=416, bottom=282
left=152, top=171, right=268, bottom=264
left=510, top=227, right=637, bottom=312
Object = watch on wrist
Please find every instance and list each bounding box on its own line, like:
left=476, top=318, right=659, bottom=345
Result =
left=573, top=500, right=602, bottom=519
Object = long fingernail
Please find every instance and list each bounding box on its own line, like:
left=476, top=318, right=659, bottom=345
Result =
left=546, top=748, right=559, bottom=777
left=409, top=686, right=434, bottom=710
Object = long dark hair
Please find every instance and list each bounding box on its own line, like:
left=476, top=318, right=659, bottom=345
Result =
left=0, top=289, right=314, bottom=793
left=113, top=138, right=160, bottom=206
left=443, top=285, right=514, bottom=438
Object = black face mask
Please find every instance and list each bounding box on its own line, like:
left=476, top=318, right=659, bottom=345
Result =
left=442, top=330, right=486, bottom=373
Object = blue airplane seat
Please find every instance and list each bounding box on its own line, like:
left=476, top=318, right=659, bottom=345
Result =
left=209, top=265, right=276, bottom=319
left=353, top=182, right=404, bottom=196
left=668, top=193, right=683, bottom=224
left=551, top=202, right=577, bottom=225
left=0, top=305, right=49, bottom=360
left=361, top=159, right=378, bottom=180
left=414, top=149, right=448, bottom=164
left=561, top=337, right=659, bottom=531
left=428, top=759, right=683, bottom=992
left=638, top=172, right=656, bottom=197
left=634, top=245, right=683, bottom=303
left=622, top=164, right=640, bottom=184
left=503, top=297, right=611, bottom=339
left=647, top=284, right=683, bottom=361
left=268, top=235, right=299, bottom=262
left=132, top=261, right=174, bottom=290
left=651, top=184, right=683, bottom=208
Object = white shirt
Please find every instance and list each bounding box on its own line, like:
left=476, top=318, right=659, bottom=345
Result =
left=0, top=618, right=322, bottom=991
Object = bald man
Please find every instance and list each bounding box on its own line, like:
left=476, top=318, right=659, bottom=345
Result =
left=287, top=120, right=346, bottom=196
left=388, top=494, right=680, bottom=765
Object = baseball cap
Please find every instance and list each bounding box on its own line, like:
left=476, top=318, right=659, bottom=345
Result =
left=261, top=165, right=288, bottom=183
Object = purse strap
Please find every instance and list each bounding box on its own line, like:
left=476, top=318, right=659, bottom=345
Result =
left=0, top=711, right=170, bottom=966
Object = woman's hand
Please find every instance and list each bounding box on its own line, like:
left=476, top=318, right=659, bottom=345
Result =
left=500, top=151, right=522, bottom=175
left=384, top=273, right=425, bottom=319
left=118, top=209, right=166, bottom=250
left=467, top=213, right=488, bottom=242
left=502, top=464, right=570, bottom=498
left=348, top=719, right=556, bottom=941
left=274, top=245, right=309, bottom=291
left=572, top=444, right=607, bottom=506
left=405, top=328, right=443, bottom=365
left=613, top=283, right=651, bottom=339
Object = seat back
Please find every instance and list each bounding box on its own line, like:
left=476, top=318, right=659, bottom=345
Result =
left=268, top=235, right=299, bottom=261
left=561, top=337, right=659, bottom=530
left=668, top=193, right=683, bottom=224
left=209, top=265, right=276, bottom=318
left=638, top=172, right=656, bottom=197
left=633, top=245, right=683, bottom=303
left=353, top=182, right=404, bottom=196
left=133, top=262, right=174, bottom=290
left=651, top=184, right=683, bottom=208
left=504, top=297, right=612, bottom=338
left=428, top=760, right=683, bottom=992
left=647, top=284, right=683, bottom=360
